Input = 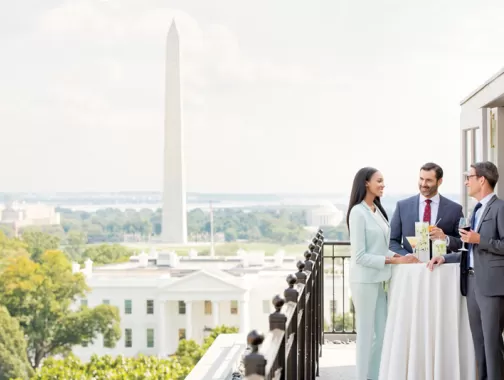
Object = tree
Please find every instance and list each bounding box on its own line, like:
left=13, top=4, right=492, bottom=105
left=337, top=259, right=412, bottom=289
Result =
left=174, top=339, right=204, bottom=368
left=81, top=244, right=133, bottom=265
left=326, top=312, right=355, bottom=332
left=65, top=231, right=88, bottom=260
left=0, top=231, right=28, bottom=270
left=201, top=325, right=239, bottom=351
left=27, top=354, right=184, bottom=380
left=26, top=325, right=239, bottom=379
left=20, top=230, right=60, bottom=262
left=0, top=223, right=15, bottom=238
left=0, top=250, right=121, bottom=368
left=0, top=306, right=34, bottom=380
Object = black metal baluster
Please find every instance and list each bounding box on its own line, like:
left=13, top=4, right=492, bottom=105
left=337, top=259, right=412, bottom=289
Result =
left=244, top=330, right=266, bottom=378
left=285, top=274, right=299, bottom=380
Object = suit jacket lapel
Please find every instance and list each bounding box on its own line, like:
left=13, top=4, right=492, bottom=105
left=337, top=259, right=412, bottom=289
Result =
left=477, top=195, right=497, bottom=232
left=362, top=203, right=389, bottom=245
left=438, top=195, right=448, bottom=223
left=414, top=195, right=420, bottom=223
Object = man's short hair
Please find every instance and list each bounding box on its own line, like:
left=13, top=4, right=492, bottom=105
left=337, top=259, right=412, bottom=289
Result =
left=471, top=161, right=499, bottom=189
left=420, top=162, right=443, bottom=180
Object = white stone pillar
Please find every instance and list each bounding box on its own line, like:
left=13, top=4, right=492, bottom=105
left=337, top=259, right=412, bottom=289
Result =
left=239, top=300, right=249, bottom=333
left=157, top=300, right=166, bottom=355
left=185, top=301, right=192, bottom=340
left=212, top=301, right=219, bottom=327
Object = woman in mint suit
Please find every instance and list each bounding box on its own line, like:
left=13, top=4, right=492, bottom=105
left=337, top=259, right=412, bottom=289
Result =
left=347, top=167, right=418, bottom=380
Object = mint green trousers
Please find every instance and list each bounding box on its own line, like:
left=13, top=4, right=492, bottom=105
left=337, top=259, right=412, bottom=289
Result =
left=350, top=282, right=388, bottom=380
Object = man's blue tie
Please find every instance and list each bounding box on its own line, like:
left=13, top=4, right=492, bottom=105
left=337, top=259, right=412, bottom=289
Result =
left=471, top=203, right=482, bottom=230
left=467, top=202, right=482, bottom=267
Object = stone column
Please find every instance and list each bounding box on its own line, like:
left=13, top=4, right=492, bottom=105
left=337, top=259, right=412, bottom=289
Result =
left=185, top=301, right=192, bottom=340
left=212, top=301, right=219, bottom=327
left=239, top=300, right=249, bottom=333
left=157, top=300, right=166, bottom=355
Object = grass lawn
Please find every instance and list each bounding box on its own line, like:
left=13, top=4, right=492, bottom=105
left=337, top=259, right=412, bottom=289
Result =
left=105, top=241, right=308, bottom=256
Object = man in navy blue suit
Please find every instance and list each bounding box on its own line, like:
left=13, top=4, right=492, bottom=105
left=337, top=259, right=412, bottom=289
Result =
left=390, top=162, right=464, bottom=256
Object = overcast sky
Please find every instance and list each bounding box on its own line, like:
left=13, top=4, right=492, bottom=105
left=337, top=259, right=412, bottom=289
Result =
left=1, top=0, right=504, bottom=195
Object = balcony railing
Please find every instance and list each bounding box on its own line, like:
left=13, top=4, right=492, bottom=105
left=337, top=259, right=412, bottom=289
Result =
left=243, top=230, right=324, bottom=380
left=322, top=241, right=355, bottom=335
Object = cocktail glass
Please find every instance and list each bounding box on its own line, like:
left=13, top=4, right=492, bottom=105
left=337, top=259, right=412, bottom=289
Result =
left=433, top=238, right=447, bottom=257
left=405, top=236, right=419, bottom=258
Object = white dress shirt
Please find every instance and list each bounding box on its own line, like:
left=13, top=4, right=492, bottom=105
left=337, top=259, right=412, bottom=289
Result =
left=469, top=192, right=495, bottom=268
left=419, top=193, right=440, bottom=224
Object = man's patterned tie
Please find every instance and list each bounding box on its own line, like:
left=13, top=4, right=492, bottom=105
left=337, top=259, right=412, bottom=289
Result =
left=467, top=202, right=483, bottom=267
left=423, top=199, right=432, bottom=224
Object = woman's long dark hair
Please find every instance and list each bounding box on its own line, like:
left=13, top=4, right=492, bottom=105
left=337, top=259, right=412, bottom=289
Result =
left=346, top=167, right=388, bottom=230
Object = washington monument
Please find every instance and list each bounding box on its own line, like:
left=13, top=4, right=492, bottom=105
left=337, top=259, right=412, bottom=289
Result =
left=162, top=21, right=187, bottom=243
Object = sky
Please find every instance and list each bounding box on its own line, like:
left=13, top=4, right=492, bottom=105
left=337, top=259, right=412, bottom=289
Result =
left=1, top=0, right=504, bottom=196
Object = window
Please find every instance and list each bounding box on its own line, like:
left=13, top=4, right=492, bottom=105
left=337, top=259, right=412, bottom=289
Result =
left=178, top=328, right=186, bottom=341
left=262, top=300, right=270, bottom=314
left=125, top=300, right=132, bottom=314
left=146, top=300, right=154, bottom=314
left=204, top=300, right=212, bottom=315
left=125, top=329, right=132, bottom=347
left=178, top=301, right=186, bottom=315
left=81, top=299, right=88, bottom=307
left=230, top=300, right=238, bottom=315
left=103, top=300, right=110, bottom=305
left=146, top=328, right=154, bottom=348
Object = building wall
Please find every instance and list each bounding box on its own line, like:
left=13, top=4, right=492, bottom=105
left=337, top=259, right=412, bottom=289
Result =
left=71, top=271, right=348, bottom=361
left=460, top=69, right=504, bottom=211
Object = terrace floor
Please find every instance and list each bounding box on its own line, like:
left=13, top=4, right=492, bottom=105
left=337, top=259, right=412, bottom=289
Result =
left=319, top=342, right=356, bottom=380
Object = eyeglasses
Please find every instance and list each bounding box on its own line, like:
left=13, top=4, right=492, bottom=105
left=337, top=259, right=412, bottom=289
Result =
left=465, top=174, right=477, bottom=181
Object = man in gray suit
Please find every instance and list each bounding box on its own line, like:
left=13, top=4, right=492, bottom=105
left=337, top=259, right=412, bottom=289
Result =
left=390, top=162, right=464, bottom=256
left=428, top=161, right=504, bottom=380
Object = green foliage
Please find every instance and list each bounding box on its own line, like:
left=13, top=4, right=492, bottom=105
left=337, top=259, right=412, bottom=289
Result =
left=25, top=325, right=239, bottom=379
left=65, top=231, right=87, bottom=261
left=58, top=207, right=157, bottom=243
left=194, top=208, right=308, bottom=243
left=79, top=244, right=135, bottom=265
left=57, top=206, right=308, bottom=245
left=0, top=231, right=28, bottom=270
left=201, top=325, right=239, bottom=351
left=24, top=354, right=185, bottom=380
left=174, top=339, right=204, bottom=368
left=0, top=306, right=34, bottom=380
left=320, top=220, right=349, bottom=241
left=0, top=249, right=121, bottom=368
left=20, top=230, right=60, bottom=262
left=0, top=224, right=15, bottom=238
left=325, top=312, right=355, bottom=332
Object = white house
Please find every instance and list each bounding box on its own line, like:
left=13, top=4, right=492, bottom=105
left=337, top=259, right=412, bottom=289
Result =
left=72, top=250, right=348, bottom=361
left=460, top=66, right=504, bottom=213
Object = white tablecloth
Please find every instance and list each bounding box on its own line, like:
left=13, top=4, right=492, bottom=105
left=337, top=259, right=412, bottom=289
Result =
left=379, top=264, right=476, bottom=380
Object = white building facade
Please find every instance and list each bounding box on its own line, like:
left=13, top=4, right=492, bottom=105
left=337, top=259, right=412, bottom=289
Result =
left=307, top=201, right=344, bottom=227
left=71, top=250, right=348, bottom=361
left=460, top=66, right=504, bottom=213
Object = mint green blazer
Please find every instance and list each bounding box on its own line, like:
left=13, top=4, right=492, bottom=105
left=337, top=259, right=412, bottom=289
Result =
left=348, top=202, right=393, bottom=283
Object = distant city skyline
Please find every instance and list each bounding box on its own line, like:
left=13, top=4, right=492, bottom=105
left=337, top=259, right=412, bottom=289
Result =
left=2, top=1, right=504, bottom=194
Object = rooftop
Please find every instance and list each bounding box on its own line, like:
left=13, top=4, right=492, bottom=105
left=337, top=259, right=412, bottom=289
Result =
left=319, top=343, right=357, bottom=380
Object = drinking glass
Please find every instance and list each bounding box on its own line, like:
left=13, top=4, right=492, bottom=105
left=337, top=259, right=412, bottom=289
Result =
left=405, top=236, right=419, bottom=258
left=458, top=217, right=471, bottom=252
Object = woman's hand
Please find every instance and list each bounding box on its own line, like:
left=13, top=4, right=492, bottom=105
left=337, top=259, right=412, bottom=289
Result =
left=392, top=255, right=420, bottom=264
